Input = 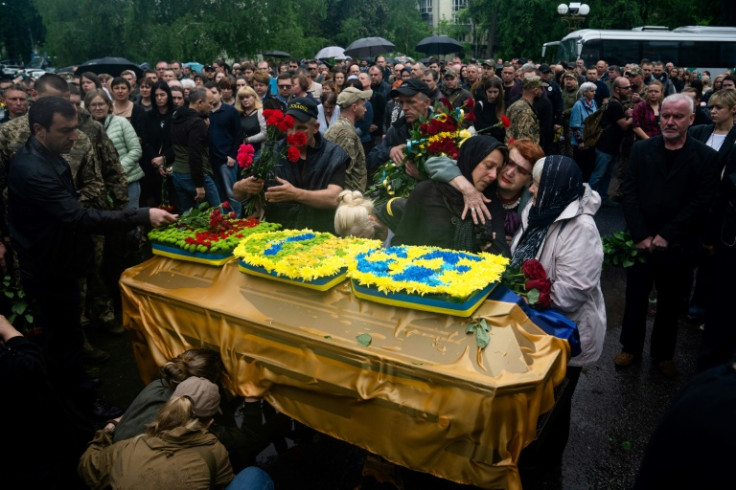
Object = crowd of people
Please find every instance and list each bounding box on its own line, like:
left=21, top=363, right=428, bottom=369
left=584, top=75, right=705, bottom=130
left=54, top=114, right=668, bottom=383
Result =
left=0, top=52, right=735, bottom=488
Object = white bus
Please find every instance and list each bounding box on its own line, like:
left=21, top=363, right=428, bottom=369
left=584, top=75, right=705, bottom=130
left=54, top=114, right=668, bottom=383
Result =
left=542, top=26, right=736, bottom=74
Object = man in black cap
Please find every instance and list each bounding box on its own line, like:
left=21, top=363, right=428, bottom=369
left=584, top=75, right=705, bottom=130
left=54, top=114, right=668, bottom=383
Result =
left=367, top=79, right=433, bottom=176
left=440, top=67, right=471, bottom=109
left=233, top=97, right=348, bottom=233
left=539, top=63, right=563, bottom=137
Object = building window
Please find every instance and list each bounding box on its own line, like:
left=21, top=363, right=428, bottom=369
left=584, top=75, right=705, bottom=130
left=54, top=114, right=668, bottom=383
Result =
left=420, top=0, right=433, bottom=14
left=453, top=0, right=467, bottom=12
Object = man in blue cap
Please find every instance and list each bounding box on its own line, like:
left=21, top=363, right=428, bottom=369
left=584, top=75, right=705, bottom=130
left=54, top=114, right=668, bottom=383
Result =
left=233, top=97, right=348, bottom=233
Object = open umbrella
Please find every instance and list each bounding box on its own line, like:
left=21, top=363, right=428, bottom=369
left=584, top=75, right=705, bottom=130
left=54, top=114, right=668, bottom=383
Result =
left=344, top=37, right=395, bottom=59
left=415, top=35, right=464, bottom=55
left=315, top=46, right=345, bottom=60
left=183, top=61, right=203, bottom=74
left=264, top=50, right=291, bottom=58
left=74, top=57, right=142, bottom=77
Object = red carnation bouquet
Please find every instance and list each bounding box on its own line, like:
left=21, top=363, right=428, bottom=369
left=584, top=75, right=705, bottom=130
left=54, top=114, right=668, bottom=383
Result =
left=368, top=97, right=474, bottom=203
left=501, top=259, right=553, bottom=309
left=237, top=108, right=306, bottom=216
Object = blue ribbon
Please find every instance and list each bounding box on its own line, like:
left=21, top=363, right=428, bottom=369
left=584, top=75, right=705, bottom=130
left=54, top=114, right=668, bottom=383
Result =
left=489, top=285, right=582, bottom=357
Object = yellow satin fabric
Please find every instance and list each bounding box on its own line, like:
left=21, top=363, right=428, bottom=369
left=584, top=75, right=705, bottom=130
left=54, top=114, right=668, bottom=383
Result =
left=120, top=257, right=569, bottom=489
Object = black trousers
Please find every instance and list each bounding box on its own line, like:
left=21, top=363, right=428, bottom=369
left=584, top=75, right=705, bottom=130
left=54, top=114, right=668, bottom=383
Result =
left=698, top=244, right=736, bottom=371
left=21, top=272, right=96, bottom=413
left=620, top=249, right=689, bottom=361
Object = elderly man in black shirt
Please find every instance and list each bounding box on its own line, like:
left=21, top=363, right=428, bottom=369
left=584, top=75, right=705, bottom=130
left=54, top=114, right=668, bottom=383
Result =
left=234, top=97, right=348, bottom=233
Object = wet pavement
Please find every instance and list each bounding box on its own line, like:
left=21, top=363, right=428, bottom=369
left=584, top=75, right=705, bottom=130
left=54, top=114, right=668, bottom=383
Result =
left=90, top=205, right=705, bottom=490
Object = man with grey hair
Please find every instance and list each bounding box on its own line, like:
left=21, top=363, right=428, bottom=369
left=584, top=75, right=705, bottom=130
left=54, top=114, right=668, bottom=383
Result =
left=617, top=93, right=720, bottom=377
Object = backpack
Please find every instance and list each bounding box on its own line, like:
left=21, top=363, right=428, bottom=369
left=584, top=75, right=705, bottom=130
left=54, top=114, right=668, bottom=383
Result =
left=582, top=102, right=608, bottom=148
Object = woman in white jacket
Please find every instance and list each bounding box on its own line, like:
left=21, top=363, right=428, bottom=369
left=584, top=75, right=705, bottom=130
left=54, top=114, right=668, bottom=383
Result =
left=85, top=89, right=143, bottom=208
left=510, top=154, right=605, bottom=462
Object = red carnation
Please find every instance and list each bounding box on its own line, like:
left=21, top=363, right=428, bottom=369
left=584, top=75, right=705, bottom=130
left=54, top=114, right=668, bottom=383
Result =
left=221, top=201, right=230, bottom=210
left=464, top=98, right=475, bottom=109
left=237, top=143, right=255, bottom=168
left=278, top=115, right=295, bottom=132
left=440, top=97, right=452, bottom=109
left=287, top=131, right=308, bottom=147
left=464, top=111, right=476, bottom=122
left=501, top=115, right=511, bottom=128
left=286, top=145, right=301, bottom=162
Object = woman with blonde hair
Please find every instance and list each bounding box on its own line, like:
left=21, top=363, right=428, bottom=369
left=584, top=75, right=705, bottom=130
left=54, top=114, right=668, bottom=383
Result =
left=236, top=86, right=267, bottom=158
left=113, top=348, right=225, bottom=441
left=334, top=190, right=405, bottom=246
left=632, top=80, right=663, bottom=140
left=79, top=377, right=274, bottom=489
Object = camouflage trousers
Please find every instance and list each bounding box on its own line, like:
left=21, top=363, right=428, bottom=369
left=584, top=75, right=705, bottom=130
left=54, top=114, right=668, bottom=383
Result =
left=79, top=234, right=115, bottom=326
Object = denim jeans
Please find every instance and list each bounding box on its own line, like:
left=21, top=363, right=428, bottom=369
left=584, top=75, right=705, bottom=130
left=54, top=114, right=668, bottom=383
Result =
left=591, top=149, right=617, bottom=200
left=172, top=172, right=221, bottom=212
left=226, top=466, right=274, bottom=490
left=125, top=180, right=141, bottom=210
left=214, top=162, right=242, bottom=216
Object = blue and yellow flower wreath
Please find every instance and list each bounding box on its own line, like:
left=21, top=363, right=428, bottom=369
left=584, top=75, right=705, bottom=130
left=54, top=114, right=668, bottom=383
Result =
left=348, top=246, right=509, bottom=299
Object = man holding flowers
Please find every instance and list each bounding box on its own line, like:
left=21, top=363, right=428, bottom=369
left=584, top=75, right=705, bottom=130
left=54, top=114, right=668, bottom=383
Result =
left=233, top=97, right=348, bottom=233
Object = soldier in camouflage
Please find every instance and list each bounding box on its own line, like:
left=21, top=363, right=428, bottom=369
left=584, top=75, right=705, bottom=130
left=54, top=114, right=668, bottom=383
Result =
left=440, top=68, right=472, bottom=109
left=560, top=71, right=580, bottom=156
left=505, top=75, right=543, bottom=145
left=324, top=87, right=372, bottom=192
left=0, top=74, right=120, bottom=354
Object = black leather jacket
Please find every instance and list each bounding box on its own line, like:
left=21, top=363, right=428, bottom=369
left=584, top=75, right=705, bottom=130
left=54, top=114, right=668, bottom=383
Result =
left=8, top=137, right=149, bottom=279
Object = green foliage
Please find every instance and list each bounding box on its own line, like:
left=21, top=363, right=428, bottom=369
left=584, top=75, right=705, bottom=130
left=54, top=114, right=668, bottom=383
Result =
left=0, top=0, right=45, bottom=62
left=0, top=275, right=37, bottom=335
left=11, top=0, right=731, bottom=66
left=461, top=0, right=725, bottom=60
left=466, top=318, right=490, bottom=349
left=602, top=231, right=646, bottom=268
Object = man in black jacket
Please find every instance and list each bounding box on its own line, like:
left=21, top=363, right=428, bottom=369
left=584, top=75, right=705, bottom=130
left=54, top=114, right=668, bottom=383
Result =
left=366, top=79, right=432, bottom=175
left=233, top=97, right=347, bottom=233
left=8, top=97, right=177, bottom=418
left=618, top=94, right=720, bottom=377
left=170, top=88, right=221, bottom=210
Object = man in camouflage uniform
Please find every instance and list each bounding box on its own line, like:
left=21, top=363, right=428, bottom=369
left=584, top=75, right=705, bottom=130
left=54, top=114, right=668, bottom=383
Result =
left=440, top=68, right=472, bottom=109
left=324, top=87, right=371, bottom=192
left=0, top=74, right=120, bottom=357
left=70, top=83, right=130, bottom=335
left=560, top=71, right=580, bottom=156
left=505, top=75, right=543, bottom=145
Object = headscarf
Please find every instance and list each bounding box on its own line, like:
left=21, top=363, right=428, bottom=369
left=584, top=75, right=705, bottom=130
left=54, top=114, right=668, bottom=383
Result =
left=511, top=155, right=584, bottom=267
left=456, top=135, right=506, bottom=199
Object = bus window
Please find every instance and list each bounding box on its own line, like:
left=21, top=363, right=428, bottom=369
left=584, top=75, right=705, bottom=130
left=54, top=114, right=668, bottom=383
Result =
left=599, top=40, right=640, bottom=67
left=643, top=41, right=678, bottom=63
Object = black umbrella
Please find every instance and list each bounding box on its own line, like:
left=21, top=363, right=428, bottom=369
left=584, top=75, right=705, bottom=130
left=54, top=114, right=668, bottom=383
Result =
left=74, top=57, right=143, bottom=77
left=344, top=37, right=395, bottom=59
left=264, top=50, right=291, bottom=58
left=415, top=35, right=464, bottom=55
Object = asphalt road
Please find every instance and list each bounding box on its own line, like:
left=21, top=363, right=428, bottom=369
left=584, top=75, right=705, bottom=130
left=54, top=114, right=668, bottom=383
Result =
left=90, top=205, right=705, bottom=490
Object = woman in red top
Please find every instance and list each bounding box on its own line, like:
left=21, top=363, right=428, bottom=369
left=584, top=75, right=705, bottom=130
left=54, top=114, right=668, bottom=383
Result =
left=632, top=81, right=663, bottom=140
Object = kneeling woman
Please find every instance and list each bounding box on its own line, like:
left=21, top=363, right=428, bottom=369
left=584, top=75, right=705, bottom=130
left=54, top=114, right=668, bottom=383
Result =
left=510, top=155, right=605, bottom=458
left=392, top=135, right=510, bottom=256
left=78, top=377, right=274, bottom=490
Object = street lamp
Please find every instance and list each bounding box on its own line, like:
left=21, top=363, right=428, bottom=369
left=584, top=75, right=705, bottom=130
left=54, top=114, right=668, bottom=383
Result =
left=557, top=2, right=590, bottom=30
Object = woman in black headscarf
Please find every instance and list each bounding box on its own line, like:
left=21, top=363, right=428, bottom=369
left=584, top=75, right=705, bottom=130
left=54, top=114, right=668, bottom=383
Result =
left=392, top=135, right=510, bottom=256
left=510, top=155, right=605, bottom=460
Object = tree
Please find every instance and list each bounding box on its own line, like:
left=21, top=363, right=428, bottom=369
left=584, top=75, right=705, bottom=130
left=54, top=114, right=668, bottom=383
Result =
left=1, top=0, right=45, bottom=63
